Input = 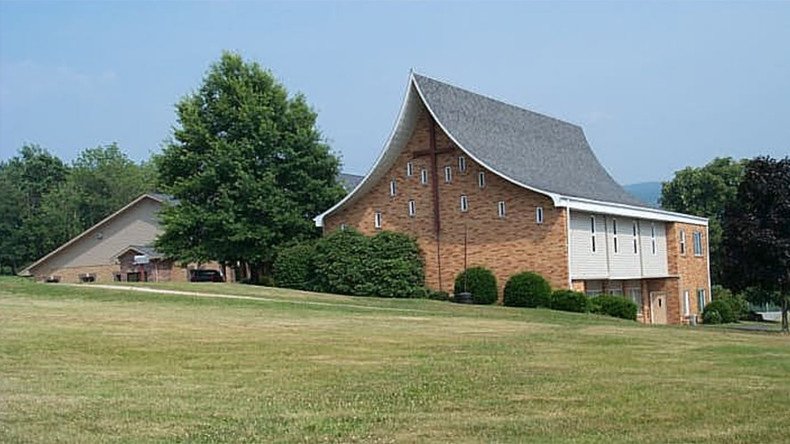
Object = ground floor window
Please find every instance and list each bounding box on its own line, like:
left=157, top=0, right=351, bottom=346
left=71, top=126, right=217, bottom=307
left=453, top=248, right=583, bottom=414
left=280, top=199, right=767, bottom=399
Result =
left=585, top=280, right=603, bottom=297
left=626, top=287, right=642, bottom=311
left=683, top=290, right=691, bottom=316
left=127, top=272, right=141, bottom=282
left=697, top=289, right=706, bottom=311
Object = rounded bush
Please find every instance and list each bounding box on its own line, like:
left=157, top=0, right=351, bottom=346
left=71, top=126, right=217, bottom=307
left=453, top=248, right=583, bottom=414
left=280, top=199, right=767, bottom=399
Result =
left=702, top=299, right=736, bottom=324
left=428, top=290, right=450, bottom=301
left=702, top=309, right=723, bottom=325
left=503, top=272, right=552, bottom=308
left=273, top=242, right=316, bottom=290
left=550, top=290, right=590, bottom=313
left=312, top=228, right=370, bottom=295
left=590, top=295, right=638, bottom=320
left=454, top=267, right=498, bottom=305
left=359, top=231, right=425, bottom=298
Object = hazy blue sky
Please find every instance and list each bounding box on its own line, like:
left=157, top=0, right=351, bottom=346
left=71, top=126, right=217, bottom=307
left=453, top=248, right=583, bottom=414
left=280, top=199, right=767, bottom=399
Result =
left=1, top=1, right=788, bottom=184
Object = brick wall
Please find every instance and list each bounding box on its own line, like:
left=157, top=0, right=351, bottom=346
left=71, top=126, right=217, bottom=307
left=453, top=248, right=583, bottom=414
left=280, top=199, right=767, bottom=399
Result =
left=325, top=109, right=569, bottom=299
left=666, top=222, right=711, bottom=323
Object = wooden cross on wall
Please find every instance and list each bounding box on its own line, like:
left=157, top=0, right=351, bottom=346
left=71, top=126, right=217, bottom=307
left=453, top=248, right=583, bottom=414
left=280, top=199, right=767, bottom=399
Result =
left=412, top=119, right=453, bottom=238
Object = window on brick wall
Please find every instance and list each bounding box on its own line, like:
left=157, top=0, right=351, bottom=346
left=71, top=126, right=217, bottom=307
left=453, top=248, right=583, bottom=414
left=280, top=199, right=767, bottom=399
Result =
left=693, top=231, right=703, bottom=256
left=340, top=223, right=347, bottom=231
left=590, top=216, right=597, bottom=253
left=389, top=179, right=397, bottom=196
left=374, top=212, right=382, bottom=229
left=458, top=156, right=467, bottom=172
left=460, top=195, right=468, bottom=212
left=683, top=290, right=691, bottom=316
left=420, top=169, right=428, bottom=185
left=680, top=230, right=686, bottom=255
left=406, top=162, right=413, bottom=177
left=697, top=289, right=706, bottom=311
left=444, top=166, right=452, bottom=183
left=478, top=171, right=486, bottom=188
left=408, top=200, right=415, bottom=217
left=536, top=207, right=544, bottom=224
left=497, top=201, right=506, bottom=218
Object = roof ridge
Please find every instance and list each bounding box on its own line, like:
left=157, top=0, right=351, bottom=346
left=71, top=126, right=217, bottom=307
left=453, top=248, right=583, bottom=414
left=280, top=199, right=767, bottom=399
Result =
left=411, top=73, right=583, bottom=130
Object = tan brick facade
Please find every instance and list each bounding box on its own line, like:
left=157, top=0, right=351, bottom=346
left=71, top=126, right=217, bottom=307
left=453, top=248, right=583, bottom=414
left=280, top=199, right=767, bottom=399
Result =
left=666, top=222, right=711, bottom=323
left=325, top=110, right=569, bottom=298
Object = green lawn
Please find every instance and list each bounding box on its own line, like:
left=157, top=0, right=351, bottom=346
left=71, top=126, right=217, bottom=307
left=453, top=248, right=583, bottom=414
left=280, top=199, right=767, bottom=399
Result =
left=1, top=278, right=788, bottom=443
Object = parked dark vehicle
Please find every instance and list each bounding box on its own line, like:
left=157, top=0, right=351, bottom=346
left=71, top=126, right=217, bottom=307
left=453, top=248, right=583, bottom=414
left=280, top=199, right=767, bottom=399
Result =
left=189, top=269, right=224, bottom=282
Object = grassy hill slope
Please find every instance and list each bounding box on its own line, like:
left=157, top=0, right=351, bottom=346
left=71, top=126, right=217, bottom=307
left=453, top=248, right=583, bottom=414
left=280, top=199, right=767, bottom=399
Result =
left=1, top=278, right=788, bottom=443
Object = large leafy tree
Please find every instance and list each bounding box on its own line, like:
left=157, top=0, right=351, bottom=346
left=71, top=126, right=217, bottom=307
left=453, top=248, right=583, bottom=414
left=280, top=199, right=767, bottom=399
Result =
left=156, top=52, right=345, bottom=282
left=661, top=157, right=745, bottom=284
left=722, top=156, right=790, bottom=333
left=0, top=145, right=69, bottom=272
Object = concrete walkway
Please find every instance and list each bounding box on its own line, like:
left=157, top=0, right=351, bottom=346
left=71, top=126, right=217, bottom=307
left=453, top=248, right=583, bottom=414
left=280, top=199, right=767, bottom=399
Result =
left=64, top=284, right=436, bottom=315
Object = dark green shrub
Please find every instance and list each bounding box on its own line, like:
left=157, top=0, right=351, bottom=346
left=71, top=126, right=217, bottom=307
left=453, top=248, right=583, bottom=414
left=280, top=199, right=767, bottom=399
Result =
left=503, top=271, right=552, bottom=308
left=712, top=285, right=748, bottom=321
left=454, top=267, right=498, bottom=305
left=357, top=231, right=425, bottom=298
left=312, top=228, right=369, bottom=295
left=702, top=299, right=736, bottom=324
left=273, top=242, right=316, bottom=290
left=551, top=290, right=589, bottom=313
left=702, top=309, right=723, bottom=325
left=428, top=290, right=450, bottom=301
left=590, top=295, right=638, bottom=320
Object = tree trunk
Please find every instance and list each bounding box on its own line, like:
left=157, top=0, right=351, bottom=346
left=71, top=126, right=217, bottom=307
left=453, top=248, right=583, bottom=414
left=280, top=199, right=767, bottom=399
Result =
left=249, top=263, right=262, bottom=285
left=782, top=296, right=789, bottom=334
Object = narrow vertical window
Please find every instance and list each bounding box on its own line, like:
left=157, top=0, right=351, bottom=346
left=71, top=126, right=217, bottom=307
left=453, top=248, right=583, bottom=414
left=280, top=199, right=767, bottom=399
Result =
left=590, top=216, right=597, bottom=253
left=683, top=291, right=690, bottom=316
left=389, top=179, right=397, bottom=196
left=420, top=169, right=428, bottom=185
left=374, top=212, right=382, bottom=229
left=497, top=201, right=506, bottom=218
left=536, top=207, right=544, bottom=224
left=679, top=230, right=686, bottom=255
left=458, top=156, right=467, bottom=172
left=444, top=166, right=452, bottom=183
left=697, top=289, right=706, bottom=311
left=408, top=200, right=416, bottom=217
left=651, top=223, right=656, bottom=255
left=406, top=162, right=413, bottom=177
left=612, top=219, right=619, bottom=253
left=632, top=221, right=638, bottom=254
left=693, top=232, right=703, bottom=256
left=340, top=223, right=347, bottom=231
left=460, top=195, right=468, bottom=212
left=478, top=171, right=486, bottom=188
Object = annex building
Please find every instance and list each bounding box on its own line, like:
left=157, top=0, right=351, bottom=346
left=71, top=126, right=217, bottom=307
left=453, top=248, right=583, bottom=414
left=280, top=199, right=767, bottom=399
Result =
left=316, top=73, right=711, bottom=325
left=19, top=194, right=202, bottom=283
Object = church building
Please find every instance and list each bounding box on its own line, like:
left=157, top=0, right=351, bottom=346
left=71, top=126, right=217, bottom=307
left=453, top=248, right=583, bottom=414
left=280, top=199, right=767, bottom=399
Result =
left=315, top=73, right=710, bottom=325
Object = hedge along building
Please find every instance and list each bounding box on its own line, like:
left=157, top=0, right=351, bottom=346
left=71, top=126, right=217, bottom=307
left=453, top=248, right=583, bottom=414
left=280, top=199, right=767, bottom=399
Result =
left=315, top=73, right=711, bottom=325
left=18, top=193, right=212, bottom=283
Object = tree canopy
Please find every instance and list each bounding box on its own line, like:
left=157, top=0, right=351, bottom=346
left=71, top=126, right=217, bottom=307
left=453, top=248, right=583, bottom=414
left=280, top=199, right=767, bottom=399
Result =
left=661, top=157, right=745, bottom=284
left=722, top=156, right=790, bottom=333
left=155, top=52, right=345, bottom=282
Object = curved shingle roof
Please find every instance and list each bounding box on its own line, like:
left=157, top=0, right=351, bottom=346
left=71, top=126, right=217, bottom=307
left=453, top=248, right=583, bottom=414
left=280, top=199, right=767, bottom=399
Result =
left=412, top=74, right=646, bottom=207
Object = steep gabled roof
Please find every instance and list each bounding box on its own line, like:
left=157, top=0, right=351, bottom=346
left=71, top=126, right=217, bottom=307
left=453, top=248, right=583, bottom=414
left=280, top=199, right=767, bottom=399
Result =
left=412, top=74, right=645, bottom=207
left=315, top=73, right=707, bottom=227
left=18, top=193, right=172, bottom=276
left=338, top=173, right=364, bottom=192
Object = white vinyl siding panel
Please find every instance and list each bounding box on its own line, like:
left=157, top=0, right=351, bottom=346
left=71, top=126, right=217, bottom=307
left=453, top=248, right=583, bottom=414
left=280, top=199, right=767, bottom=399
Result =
left=640, top=222, right=668, bottom=277
left=569, top=211, right=608, bottom=279
left=607, top=217, right=642, bottom=279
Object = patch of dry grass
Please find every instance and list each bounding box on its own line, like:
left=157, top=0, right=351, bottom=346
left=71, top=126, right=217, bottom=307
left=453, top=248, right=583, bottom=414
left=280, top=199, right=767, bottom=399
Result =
left=1, top=278, right=788, bottom=443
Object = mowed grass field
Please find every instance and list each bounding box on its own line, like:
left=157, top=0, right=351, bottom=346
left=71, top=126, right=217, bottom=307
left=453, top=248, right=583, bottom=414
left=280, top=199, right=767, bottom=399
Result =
left=1, top=278, right=789, bottom=443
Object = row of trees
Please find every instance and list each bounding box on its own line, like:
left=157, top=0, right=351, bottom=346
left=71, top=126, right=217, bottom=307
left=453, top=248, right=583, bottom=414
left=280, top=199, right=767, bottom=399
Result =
left=0, top=144, right=157, bottom=274
left=661, top=156, right=789, bottom=332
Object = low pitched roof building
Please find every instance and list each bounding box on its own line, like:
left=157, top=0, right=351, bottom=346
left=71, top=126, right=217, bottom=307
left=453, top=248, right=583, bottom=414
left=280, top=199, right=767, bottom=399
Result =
left=317, top=73, right=711, bottom=325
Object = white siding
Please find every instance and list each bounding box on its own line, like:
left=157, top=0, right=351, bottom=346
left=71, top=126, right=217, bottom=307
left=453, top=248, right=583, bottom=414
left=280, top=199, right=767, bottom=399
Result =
left=640, top=221, right=669, bottom=277
left=607, top=217, right=642, bottom=279
left=569, top=212, right=608, bottom=279
left=570, top=211, right=668, bottom=280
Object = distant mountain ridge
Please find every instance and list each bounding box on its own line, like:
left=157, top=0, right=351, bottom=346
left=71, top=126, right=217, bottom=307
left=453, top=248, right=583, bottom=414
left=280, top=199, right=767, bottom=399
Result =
left=623, top=182, right=662, bottom=207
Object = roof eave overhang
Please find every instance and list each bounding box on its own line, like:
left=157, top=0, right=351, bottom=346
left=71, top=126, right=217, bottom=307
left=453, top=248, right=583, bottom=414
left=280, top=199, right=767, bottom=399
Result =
left=557, top=195, right=708, bottom=226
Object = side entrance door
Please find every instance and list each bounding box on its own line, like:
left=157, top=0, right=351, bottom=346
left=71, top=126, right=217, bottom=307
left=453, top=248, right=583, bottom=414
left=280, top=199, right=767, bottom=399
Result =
left=650, top=291, right=667, bottom=324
